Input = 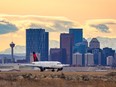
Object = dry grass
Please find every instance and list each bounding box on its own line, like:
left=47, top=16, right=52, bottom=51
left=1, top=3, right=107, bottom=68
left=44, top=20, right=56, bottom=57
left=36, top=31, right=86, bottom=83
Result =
left=0, top=78, right=116, bottom=87
left=0, top=71, right=116, bottom=87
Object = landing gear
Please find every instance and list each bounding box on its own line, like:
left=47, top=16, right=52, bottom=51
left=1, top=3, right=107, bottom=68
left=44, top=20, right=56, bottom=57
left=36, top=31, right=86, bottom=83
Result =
left=51, top=69, right=55, bottom=72
left=57, top=68, right=63, bottom=72
left=40, top=67, right=45, bottom=72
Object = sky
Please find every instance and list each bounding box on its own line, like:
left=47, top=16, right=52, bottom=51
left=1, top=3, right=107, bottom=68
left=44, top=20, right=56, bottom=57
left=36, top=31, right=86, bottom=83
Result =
left=0, top=0, right=116, bottom=52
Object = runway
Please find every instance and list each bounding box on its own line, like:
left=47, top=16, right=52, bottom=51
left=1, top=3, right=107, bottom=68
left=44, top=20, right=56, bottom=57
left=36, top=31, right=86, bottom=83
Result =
left=0, top=64, right=110, bottom=72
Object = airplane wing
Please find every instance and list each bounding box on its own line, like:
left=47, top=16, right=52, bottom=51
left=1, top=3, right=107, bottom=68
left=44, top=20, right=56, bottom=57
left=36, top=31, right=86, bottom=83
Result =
left=20, top=63, right=47, bottom=71
left=62, top=64, right=70, bottom=67
left=20, top=64, right=42, bottom=67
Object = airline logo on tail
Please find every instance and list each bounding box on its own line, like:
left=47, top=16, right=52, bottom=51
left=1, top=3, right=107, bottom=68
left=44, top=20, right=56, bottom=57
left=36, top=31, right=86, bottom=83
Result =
left=33, top=52, right=39, bottom=62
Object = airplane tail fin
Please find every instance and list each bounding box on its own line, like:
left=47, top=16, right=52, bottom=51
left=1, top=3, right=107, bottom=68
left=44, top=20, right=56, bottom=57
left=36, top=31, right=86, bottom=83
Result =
left=33, top=52, right=39, bottom=62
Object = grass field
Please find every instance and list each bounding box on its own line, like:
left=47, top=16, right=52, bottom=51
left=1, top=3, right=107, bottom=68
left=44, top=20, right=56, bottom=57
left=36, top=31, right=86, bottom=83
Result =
left=0, top=71, right=116, bottom=87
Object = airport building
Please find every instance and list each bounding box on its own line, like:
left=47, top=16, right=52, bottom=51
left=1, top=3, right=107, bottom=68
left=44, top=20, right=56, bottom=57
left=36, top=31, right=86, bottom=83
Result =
left=26, top=28, right=49, bottom=62
left=72, top=52, right=82, bottom=66
left=85, top=53, right=94, bottom=66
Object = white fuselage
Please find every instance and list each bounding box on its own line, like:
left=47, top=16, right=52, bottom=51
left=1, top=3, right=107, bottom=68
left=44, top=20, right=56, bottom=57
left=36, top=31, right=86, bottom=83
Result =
left=20, top=61, right=69, bottom=71
left=31, top=61, right=63, bottom=69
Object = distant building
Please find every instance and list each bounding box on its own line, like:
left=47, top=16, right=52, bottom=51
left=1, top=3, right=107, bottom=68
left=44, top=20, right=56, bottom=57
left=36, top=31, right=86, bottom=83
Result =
left=85, top=53, right=94, bottom=66
left=72, top=52, right=82, bottom=66
left=107, top=56, right=113, bottom=66
left=69, top=28, right=83, bottom=44
left=74, top=43, right=87, bottom=54
left=50, top=48, right=66, bottom=64
left=26, top=28, right=49, bottom=62
left=89, top=38, right=100, bottom=49
left=83, top=38, right=88, bottom=48
left=114, top=53, right=116, bottom=63
left=60, top=33, right=73, bottom=65
left=17, top=59, right=26, bottom=63
left=0, top=54, right=25, bottom=63
left=92, top=48, right=102, bottom=65
left=0, top=58, right=12, bottom=64
left=115, top=53, right=116, bottom=59
left=114, top=53, right=116, bottom=66
left=73, top=43, right=86, bottom=66
left=102, top=47, right=115, bottom=65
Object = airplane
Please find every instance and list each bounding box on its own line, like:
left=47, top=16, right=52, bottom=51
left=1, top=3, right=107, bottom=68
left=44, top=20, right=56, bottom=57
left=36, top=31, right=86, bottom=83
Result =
left=22, top=52, right=69, bottom=72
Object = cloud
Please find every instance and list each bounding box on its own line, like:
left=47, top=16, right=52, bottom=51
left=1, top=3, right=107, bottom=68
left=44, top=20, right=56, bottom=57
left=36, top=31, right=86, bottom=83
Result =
left=83, top=19, right=116, bottom=38
left=24, top=20, right=76, bottom=32
left=85, top=19, right=116, bottom=24
left=0, top=20, right=18, bottom=34
left=0, top=45, right=26, bottom=54
left=90, top=24, right=110, bottom=33
left=0, top=15, right=80, bottom=33
left=88, top=20, right=116, bottom=33
left=87, top=19, right=116, bottom=30
left=1, top=15, right=116, bottom=37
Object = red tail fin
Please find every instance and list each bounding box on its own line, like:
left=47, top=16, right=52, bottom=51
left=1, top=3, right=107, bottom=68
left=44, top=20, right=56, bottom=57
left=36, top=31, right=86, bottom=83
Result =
left=33, top=52, right=38, bottom=62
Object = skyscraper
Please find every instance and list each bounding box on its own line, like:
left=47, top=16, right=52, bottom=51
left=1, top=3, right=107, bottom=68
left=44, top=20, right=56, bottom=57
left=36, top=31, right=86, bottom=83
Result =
left=74, top=43, right=87, bottom=54
left=26, top=28, right=49, bottom=62
left=69, top=28, right=83, bottom=45
left=60, top=33, right=73, bottom=64
left=89, top=38, right=100, bottom=49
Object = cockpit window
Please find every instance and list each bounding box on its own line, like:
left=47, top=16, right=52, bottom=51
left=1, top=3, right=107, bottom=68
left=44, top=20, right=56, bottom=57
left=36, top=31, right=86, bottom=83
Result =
left=57, top=63, right=61, bottom=65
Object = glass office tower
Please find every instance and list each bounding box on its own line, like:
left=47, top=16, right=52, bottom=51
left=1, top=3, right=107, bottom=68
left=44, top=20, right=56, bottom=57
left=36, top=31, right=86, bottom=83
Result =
left=69, top=28, right=83, bottom=45
left=26, top=28, right=49, bottom=62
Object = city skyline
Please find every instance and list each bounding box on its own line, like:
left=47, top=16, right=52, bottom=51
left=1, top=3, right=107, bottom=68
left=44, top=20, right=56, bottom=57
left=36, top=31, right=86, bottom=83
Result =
left=0, top=27, right=115, bottom=66
left=0, top=0, right=116, bottom=52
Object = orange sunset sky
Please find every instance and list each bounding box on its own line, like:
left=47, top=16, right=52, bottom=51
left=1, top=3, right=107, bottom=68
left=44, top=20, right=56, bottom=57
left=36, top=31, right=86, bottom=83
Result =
left=0, top=0, right=116, bottom=22
left=0, top=0, right=116, bottom=52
